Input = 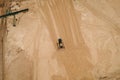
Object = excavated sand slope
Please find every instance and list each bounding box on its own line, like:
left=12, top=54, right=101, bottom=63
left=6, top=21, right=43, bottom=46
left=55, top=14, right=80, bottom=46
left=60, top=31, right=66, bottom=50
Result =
left=4, top=0, right=120, bottom=80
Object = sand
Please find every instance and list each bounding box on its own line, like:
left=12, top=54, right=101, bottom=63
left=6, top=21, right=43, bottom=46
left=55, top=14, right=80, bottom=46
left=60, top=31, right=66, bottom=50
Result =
left=1, top=0, right=120, bottom=80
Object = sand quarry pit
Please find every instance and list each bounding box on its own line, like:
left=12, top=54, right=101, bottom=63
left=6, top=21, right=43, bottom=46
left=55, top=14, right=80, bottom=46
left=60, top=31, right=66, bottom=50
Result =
left=0, top=0, right=120, bottom=80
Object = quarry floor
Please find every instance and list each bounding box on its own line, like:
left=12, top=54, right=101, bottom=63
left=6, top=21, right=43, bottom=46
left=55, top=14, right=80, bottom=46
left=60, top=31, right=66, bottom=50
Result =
left=1, top=0, right=120, bottom=80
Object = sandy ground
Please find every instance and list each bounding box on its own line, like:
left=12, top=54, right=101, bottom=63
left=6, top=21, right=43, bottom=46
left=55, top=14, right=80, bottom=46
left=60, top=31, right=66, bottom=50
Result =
left=3, top=0, right=120, bottom=80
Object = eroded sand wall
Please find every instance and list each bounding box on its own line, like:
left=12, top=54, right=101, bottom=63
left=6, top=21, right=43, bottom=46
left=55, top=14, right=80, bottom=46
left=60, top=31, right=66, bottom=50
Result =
left=0, top=23, right=3, bottom=80
left=4, top=0, right=120, bottom=80
left=0, top=4, right=7, bottom=80
left=0, top=4, right=3, bottom=80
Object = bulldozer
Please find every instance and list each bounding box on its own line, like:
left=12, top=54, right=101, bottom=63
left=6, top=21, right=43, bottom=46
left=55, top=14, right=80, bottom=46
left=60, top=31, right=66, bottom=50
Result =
left=57, top=38, right=65, bottom=49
